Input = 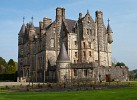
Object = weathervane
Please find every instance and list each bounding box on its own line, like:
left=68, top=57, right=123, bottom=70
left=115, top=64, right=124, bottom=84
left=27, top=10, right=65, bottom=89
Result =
left=87, top=9, right=89, bottom=14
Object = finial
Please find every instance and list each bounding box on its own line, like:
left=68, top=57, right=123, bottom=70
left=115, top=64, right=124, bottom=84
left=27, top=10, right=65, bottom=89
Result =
left=31, top=16, right=34, bottom=22
left=23, top=16, right=25, bottom=24
left=107, top=18, right=110, bottom=24
left=87, top=9, right=89, bottom=14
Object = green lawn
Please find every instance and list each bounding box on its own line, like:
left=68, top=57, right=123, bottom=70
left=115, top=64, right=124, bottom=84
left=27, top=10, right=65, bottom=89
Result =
left=0, top=82, right=137, bottom=100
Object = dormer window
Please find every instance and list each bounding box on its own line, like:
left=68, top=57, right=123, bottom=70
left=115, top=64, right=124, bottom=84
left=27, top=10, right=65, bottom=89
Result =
left=87, top=17, right=90, bottom=23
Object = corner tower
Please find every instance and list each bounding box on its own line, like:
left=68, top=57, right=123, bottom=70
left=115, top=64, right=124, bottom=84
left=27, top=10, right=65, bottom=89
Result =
left=106, top=19, right=113, bottom=66
left=56, top=42, right=71, bottom=82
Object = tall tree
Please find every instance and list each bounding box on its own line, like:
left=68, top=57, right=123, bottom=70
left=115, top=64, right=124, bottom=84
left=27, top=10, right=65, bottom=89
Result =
left=8, top=59, right=15, bottom=66
left=0, top=57, right=8, bottom=67
left=6, top=59, right=16, bottom=74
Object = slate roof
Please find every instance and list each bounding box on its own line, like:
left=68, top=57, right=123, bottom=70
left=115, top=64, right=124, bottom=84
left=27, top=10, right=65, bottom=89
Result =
left=19, top=23, right=25, bottom=34
left=107, top=23, right=113, bottom=33
left=56, top=42, right=70, bottom=63
left=35, top=27, right=40, bottom=34
left=65, top=19, right=76, bottom=33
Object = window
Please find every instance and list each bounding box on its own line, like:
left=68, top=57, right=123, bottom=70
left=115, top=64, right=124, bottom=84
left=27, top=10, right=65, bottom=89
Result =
left=53, top=27, right=55, bottom=33
left=89, top=51, right=91, bottom=57
left=21, top=48, right=23, bottom=55
left=74, top=69, right=77, bottom=76
left=51, top=39, right=54, bottom=47
left=74, top=60, right=77, bottom=63
left=84, top=70, right=88, bottom=76
left=20, top=66, right=23, bottom=70
left=74, top=41, right=77, bottom=45
left=83, top=42, right=86, bottom=48
left=39, top=41, right=42, bottom=51
left=87, top=29, right=89, bottom=35
left=27, top=68, right=30, bottom=77
left=75, top=52, right=77, bottom=57
left=83, top=51, right=86, bottom=57
left=88, top=42, right=91, bottom=48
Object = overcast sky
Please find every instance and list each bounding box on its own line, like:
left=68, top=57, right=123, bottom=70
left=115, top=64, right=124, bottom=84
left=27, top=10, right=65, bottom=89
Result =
left=0, top=0, right=137, bottom=70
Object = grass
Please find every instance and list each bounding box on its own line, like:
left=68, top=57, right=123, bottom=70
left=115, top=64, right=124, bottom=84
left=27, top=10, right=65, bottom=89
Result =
left=0, top=82, right=137, bottom=100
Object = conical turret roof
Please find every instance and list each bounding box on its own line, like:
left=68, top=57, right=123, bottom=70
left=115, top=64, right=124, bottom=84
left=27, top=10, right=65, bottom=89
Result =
left=19, top=23, right=25, bottom=34
left=29, top=22, right=35, bottom=30
left=107, top=23, right=113, bottom=33
left=56, top=42, right=70, bottom=63
left=107, top=19, right=113, bottom=33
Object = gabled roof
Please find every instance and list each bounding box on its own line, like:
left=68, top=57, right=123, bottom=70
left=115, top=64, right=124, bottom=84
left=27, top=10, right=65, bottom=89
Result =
left=56, top=42, right=70, bottom=63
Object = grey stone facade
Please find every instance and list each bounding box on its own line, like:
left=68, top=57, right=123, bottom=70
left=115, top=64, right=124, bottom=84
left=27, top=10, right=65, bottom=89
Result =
left=18, top=7, right=128, bottom=82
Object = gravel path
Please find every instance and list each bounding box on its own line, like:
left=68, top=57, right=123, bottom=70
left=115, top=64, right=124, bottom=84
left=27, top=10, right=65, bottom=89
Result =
left=0, top=82, right=42, bottom=86
left=0, top=81, right=136, bottom=87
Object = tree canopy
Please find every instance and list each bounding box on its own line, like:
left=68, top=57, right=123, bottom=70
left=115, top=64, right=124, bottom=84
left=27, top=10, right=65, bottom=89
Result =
left=8, top=59, right=15, bottom=66
left=0, top=57, right=17, bottom=74
left=0, top=57, right=8, bottom=67
left=115, top=62, right=126, bottom=66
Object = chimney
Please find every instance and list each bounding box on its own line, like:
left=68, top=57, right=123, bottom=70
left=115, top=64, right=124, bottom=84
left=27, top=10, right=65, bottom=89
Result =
left=43, top=17, right=52, bottom=28
left=56, top=7, right=62, bottom=22
left=96, top=10, right=103, bottom=19
left=62, top=8, right=65, bottom=19
left=56, top=7, right=65, bottom=22
left=39, top=21, right=43, bottom=30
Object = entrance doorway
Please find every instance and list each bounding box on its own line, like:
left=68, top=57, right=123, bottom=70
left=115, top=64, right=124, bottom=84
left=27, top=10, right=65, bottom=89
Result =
left=106, top=74, right=111, bottom=82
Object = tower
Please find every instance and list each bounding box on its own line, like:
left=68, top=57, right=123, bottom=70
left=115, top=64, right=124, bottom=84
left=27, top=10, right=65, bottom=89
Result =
left=18, top=17, right=26, bottom=79
left=55, top=7, right=65, bottom=53
left=95, top=10, right=106, bottom=66
left=106, top=19, right=113, bottom=66
left=56, top=42, right=71, bottom=82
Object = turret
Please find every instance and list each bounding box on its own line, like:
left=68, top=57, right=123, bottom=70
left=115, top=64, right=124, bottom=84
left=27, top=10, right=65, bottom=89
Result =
left=19, top=17, right=26, bottom=35
left=95, top=10, right=105, bottom=66
left=107, top=19, right=113, bottom=44
left=56, top=42, right=71, bottom=82
left=18, top=17, right=26, bottom=45
left=28, top=21, right=36, bottom=42
left=95, top=10, right=105, bottom=51
left=19, top=23, right=25, bottom=35
left=79, top=13, right=82, bottom=19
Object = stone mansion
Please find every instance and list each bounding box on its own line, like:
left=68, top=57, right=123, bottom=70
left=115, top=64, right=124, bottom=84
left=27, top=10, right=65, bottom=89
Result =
left=18, top=7, right=128, bottom=82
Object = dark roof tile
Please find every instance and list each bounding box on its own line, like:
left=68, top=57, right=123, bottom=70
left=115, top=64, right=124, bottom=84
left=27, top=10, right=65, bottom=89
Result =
left=65, top=19, right=76, bottom=33
left=57, top=42, right=70, bottom=63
